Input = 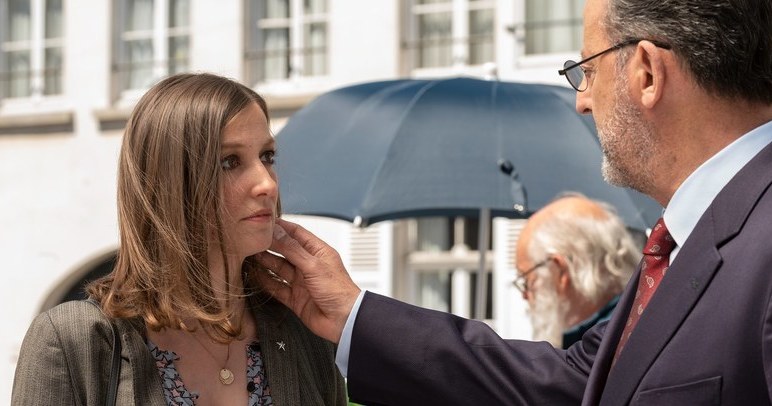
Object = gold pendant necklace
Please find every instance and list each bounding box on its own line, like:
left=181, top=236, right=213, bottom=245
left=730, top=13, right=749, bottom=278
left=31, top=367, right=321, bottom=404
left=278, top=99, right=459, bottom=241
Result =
left=189, top=302, right=248, bottom=385
left=219, top=367, right=235, bottom=385
left=190, top=333, right=234, bottom=385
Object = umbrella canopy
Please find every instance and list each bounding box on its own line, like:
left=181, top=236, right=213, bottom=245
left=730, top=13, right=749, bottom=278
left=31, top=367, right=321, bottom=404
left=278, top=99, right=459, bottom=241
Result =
left=275, top=77, right=661, bottom=230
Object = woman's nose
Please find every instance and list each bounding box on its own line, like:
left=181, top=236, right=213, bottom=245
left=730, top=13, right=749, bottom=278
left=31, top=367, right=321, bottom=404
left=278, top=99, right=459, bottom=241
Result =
left=250, top=164, right=278, bottom=197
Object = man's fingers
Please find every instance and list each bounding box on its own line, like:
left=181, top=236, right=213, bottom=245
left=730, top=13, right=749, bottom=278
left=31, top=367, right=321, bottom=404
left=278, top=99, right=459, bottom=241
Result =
left=270, top=221, right=316, bottom=266
left=254, top=253, right=295, bottom=300
left=274, top=218, right=333, bottom=258
left=255, top=252, right=300, bottom=284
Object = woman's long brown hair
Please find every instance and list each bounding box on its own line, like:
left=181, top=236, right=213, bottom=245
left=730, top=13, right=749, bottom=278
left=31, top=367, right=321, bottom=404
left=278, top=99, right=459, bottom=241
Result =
left=87, top=73, right=273, bottom=341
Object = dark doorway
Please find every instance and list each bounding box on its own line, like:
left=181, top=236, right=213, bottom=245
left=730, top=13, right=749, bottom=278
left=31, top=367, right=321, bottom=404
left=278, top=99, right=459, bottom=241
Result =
left=58, top=255, right=116, bottom=304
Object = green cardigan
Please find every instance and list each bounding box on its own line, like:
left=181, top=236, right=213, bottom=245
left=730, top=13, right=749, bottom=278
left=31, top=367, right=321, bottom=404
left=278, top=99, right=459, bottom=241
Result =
left=12, top=296, right=347, bottom=405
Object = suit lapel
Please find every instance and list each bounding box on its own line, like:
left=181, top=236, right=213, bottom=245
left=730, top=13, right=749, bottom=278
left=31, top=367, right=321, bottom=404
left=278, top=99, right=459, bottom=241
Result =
left=118, top=319, right=167, bottom=406
left=599, top=226, right=722, bottom=404
left=251, top=297, right=302, bottom=406
left=589, top=140, right=772, bottom=405
left=581, top=260, right=640, bottom=405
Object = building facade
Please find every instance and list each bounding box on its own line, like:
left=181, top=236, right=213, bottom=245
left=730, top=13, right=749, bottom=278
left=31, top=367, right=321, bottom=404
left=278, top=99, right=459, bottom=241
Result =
left=0, top=0, right=585, bottom=401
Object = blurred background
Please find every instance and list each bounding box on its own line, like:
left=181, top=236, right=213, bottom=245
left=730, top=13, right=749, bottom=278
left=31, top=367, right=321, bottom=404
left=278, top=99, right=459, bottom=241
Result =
left=0, top=0, right=590, bottom=402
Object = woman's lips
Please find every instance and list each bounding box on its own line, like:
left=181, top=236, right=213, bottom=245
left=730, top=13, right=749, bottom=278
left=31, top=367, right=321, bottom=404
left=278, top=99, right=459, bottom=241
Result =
left=243, top=210, right=273, bottom=222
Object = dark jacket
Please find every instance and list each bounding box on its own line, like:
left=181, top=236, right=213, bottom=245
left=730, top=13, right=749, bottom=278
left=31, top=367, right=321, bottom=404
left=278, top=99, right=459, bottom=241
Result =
left=562, top=295, right=620, bottom=349
left=346, top=140, right=772, bottom=405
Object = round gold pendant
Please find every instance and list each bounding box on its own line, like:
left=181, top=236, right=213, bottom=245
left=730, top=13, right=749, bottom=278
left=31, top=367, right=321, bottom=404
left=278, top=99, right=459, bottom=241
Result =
left=219, top=368, right=235, bottom=385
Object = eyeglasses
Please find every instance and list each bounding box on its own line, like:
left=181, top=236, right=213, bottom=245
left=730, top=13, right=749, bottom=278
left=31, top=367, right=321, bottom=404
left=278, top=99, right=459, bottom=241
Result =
left=512, top=257, right=553, bottom=294
left=558, top=38, right=672, bottom=92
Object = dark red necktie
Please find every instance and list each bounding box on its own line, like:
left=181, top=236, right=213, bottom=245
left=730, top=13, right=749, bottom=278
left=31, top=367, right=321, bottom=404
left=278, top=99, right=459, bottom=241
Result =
left=613, top=218, right=675, bottom=364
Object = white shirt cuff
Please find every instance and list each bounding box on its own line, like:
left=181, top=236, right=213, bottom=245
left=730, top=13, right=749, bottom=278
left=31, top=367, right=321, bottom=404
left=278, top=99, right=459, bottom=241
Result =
left=335, top=289, right=366, bottom=377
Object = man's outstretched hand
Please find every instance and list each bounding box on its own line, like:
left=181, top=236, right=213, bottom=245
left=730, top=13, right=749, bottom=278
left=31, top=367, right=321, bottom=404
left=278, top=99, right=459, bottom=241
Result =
left=254, top=218, right=361, bottom=343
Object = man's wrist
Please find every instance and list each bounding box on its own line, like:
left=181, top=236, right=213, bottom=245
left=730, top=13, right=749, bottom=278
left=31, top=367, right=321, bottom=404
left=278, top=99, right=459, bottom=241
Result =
left=335, top=289, right=367, bottom=376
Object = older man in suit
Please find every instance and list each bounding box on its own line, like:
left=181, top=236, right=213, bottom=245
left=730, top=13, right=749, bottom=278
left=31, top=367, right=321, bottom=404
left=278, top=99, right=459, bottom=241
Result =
left=257, top=0, right=772, bottom=404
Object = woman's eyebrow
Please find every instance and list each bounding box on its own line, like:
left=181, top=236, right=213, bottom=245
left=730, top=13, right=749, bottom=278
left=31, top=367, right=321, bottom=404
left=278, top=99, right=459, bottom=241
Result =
left=221, top=138, right=276, bottom=150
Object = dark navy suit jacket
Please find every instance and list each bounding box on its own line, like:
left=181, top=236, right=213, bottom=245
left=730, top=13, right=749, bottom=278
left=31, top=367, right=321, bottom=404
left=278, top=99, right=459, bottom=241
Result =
left=346, top=142, right=772, bottom=405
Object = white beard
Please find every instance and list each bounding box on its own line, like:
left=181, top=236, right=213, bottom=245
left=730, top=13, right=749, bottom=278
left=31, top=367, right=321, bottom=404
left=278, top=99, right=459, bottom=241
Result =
left=528, top=275, right=569, bottom=347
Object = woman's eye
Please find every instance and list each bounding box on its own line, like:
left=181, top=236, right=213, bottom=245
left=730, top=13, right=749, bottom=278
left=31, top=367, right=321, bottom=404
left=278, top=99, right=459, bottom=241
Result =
left=261, top=150, right=276, bottom=165
left=221, top=155, right=240, bottom=170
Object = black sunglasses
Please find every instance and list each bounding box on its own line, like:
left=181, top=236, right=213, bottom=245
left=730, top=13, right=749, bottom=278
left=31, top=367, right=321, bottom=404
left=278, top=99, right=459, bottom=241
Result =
left=558, top=38, right=672, bottom=91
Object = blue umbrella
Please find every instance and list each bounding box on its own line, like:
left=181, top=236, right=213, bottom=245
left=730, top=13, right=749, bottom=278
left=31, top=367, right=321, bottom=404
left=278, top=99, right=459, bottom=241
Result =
left=275, top=77, right=661, bottom=318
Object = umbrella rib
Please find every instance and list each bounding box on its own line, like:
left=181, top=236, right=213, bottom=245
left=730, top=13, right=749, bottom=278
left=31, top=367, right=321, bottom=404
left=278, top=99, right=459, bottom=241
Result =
left=357, top=79, right=444, bottom=225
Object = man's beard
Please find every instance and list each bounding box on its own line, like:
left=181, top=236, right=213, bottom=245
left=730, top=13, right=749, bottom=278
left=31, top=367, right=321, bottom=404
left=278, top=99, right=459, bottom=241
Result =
left=528, top=275, right=570, bottom=347
left=596, top=74, right=658, bottom=195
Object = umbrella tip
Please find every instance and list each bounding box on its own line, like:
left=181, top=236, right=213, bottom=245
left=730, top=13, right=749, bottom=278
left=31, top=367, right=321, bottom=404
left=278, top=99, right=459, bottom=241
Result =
left=498, top=159, right=514, bottom=175
left=353, top=216, right=364, bottom=228
left=483, top=63, right=498, bottom=81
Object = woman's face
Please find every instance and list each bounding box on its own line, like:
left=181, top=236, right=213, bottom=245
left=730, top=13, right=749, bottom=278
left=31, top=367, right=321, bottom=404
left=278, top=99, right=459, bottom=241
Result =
left=218, top=102, right=278, bottom=259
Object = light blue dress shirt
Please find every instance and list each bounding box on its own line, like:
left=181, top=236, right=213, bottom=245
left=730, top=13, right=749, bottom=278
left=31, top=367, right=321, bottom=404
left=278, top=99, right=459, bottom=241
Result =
left=336, top=120, right=772, bottom=376
left=665, top=120, right=772, bottom=261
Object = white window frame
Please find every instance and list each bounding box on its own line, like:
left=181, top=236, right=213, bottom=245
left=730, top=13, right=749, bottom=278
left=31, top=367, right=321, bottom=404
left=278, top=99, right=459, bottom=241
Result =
left=404, top=0, right=496, bottom=77
left=508, top=0, right=584, bottom=76
left=521, top=0, right=584, bottom=56
left=245, top=0, right=329, bottom=87
left=113, top=0, right=190, bottom=104
left=0, top=0, right=64, bottom=103
left=396, top=216, right=494, bottom=320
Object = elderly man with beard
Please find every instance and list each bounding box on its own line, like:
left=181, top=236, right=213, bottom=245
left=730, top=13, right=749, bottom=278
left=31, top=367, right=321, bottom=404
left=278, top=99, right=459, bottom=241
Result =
left=515, top=194, right=639, bottom=349
left=256, top=0, right=772, bottom=403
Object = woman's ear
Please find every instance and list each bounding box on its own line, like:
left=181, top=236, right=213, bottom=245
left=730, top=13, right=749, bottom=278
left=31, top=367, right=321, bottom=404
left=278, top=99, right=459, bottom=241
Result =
left=631, top=41, right=667, bottom=109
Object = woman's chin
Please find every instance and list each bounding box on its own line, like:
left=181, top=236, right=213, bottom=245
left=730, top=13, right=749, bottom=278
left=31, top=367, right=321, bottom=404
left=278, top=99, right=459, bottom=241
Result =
left=246, top=240, right=272, bottom=256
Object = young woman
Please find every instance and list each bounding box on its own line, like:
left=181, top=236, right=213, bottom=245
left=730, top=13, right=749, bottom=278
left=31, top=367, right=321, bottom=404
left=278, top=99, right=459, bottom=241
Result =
left=12, top=73, right=347, bottom=405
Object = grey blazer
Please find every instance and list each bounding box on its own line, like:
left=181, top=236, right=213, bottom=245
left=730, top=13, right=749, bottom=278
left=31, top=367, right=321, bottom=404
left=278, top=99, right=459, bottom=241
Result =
left=12, top=295, right=347, bottom=405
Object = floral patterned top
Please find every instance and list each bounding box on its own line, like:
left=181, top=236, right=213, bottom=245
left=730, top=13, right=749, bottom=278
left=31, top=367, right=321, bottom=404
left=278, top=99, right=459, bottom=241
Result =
left=147, top=340, right=273, bottom=405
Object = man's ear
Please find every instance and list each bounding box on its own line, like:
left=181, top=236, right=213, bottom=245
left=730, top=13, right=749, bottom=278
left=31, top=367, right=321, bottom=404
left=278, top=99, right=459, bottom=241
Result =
left=631, top=41, right=667, bottom=109
left=552, top=255, right=572, bottom=294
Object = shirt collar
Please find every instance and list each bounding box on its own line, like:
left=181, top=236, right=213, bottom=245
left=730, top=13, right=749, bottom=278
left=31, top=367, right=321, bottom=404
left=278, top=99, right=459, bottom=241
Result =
left=664, top=120, right=772, bottom=257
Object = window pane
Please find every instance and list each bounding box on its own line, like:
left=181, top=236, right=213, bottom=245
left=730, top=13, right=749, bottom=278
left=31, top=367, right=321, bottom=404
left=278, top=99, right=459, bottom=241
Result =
left=125, top=39, right=153, bottom=90
left=265, top=0, right=289, bottom=18
left=168, top=36, right=188, bottom=75
left=168, top=0, right=189, bottom=28
left=9, top=0, right=31, bottom=42
left=125, top=0, right=153, bottom=32
left=470, top=271, right=493, bottom=319
left=303, top=22, right=326, bottom=76
left=7, top=50, right=31, bottom=97
left=262, top=28, right=289, bottom=80
left=463, top=217, right=492, bottom=250
left=525, top=0, right=585, bottom=54
left=414, top=269, right=491, bottom=318
left=417, top=271, right=451, bottom=312
left=43, top=46, right=62, bottom=95
left=469, top=8, right=494, bottom=65
left=304, top=0, right=326, bottom=14
left=45, top=0, right=63, bottom=39
left=418, top=12, right=451, bottom=68
left=416, top=217, right=452, bottom=251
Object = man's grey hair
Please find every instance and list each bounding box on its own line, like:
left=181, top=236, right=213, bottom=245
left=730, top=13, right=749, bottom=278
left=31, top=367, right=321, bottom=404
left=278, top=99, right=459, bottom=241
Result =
left=527, top=194, right=640, bottom=304
left=605, top=0, right=772, bottom=104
